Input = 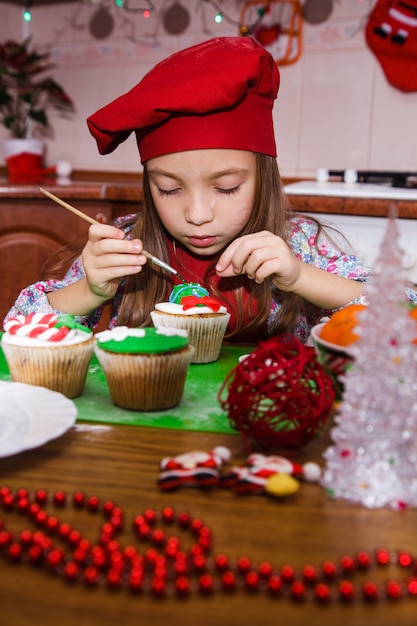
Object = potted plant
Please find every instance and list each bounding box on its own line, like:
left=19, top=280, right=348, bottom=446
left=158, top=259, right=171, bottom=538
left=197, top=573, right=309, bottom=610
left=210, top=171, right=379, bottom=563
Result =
left=0, top=38, right=74, bottom=177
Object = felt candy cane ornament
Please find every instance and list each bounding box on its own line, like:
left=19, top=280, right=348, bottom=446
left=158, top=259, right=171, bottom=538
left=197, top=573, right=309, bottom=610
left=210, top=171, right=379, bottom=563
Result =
left=365, top=0, right=417, bottom=92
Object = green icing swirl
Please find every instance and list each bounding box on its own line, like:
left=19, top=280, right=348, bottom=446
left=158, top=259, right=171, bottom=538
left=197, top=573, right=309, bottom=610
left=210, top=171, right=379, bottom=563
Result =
left=96, top=327, right=189, bottom=354
left=55, top=314, right=92, bottom=334
left=169, top=283, right=209, bottom=304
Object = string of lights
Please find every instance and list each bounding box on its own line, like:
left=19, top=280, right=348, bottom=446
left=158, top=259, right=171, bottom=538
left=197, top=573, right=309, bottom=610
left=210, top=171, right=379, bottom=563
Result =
left=118, top=0, right=155, bottom=14
left=115, top=0, right=272, bottom=33
left=201, top=0, right=242, bottom=27
left=21, top=0, right=273, bottom=35
left=23, top=0, right=32, bottom=23
left=23, top=0, right=286, bottom=44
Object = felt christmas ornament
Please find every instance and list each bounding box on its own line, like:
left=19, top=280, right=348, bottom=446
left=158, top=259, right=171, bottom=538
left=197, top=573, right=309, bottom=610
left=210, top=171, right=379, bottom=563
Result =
left=365, top=0, right=417, bottom=92
left=218, top=334, right=335, bottom=452
left=253, top=23, right=282, bottom=47
left=265, top=473, right=300, bottom=497
left=157, top=447, right=231, bottom=490
left=220, top=453, right=321, bottom=496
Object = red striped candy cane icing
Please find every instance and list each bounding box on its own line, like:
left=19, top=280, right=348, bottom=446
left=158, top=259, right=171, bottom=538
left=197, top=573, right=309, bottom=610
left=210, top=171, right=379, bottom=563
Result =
left=3, top=313, right=70, bottom=342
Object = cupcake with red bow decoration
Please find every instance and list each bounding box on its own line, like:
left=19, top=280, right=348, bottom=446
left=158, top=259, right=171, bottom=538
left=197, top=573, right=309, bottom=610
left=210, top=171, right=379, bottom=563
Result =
left=151, top=283, right=230, bottom=363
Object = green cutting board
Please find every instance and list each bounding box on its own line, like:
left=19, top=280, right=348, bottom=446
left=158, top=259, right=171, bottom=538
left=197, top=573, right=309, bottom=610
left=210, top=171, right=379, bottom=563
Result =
left=0, top=342, right=250, bottom=434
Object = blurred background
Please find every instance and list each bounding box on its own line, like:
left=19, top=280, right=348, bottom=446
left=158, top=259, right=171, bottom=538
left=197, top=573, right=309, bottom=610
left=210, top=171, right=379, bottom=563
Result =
left=1, top=0, right=416, bottom=179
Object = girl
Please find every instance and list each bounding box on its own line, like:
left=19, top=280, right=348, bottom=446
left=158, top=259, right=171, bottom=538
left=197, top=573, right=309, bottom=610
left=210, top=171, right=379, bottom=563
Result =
left=5, top=37, right=385, bottom=344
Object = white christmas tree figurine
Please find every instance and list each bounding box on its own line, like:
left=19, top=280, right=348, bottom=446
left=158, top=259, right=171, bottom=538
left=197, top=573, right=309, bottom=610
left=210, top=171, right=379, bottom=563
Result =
left=321, top=210, right=417, bottom=510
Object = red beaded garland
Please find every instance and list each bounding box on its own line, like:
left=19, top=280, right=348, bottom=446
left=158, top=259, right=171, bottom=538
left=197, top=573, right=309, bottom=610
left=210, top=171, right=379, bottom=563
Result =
left=363, top=581, right=379, bottom=601
left=0, top=486, right=416, bottom=605
left=315, top=582, right=331, bottom=603
left=268, top=574, right=282, bottom=595
left=199, top=573, right=214, bottom=594
left=245, top=571, right=260, bottom=591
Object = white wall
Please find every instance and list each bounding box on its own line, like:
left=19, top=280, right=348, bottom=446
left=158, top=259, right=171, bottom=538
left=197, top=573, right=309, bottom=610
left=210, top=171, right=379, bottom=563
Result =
left=1, top=0, right=416, bottom=178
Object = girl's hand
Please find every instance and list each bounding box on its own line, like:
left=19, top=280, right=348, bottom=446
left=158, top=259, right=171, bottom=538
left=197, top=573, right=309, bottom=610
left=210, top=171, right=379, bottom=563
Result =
left=82, top=224, right=147, bottom=301
left=215, top=231, right=301, bottom=290
left=215, top=230, right=364, bottom=309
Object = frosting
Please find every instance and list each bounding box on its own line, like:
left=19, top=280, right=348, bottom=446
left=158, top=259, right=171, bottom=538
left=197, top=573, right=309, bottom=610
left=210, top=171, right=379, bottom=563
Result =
left=95, top=326, right=189, bottom=354
left=154, top=302, right=228, bottom=315
left=2, top=313, right=93, bottom=347
left=156, top=282, right=228, bottom=316
left=169, top=283, right=210, bottom=303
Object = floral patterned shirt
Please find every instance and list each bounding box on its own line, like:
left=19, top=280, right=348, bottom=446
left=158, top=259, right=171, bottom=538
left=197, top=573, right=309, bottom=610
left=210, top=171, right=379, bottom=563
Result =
left=4, top=214, right=416, bottom=343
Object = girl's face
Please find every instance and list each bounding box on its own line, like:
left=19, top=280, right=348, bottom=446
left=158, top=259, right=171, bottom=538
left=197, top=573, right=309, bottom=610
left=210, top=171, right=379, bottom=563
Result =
left=146, top=149, right=256, bottom=256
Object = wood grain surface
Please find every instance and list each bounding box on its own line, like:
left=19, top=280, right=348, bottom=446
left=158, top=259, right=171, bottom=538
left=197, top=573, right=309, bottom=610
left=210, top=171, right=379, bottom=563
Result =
left=1, top=417, right=416, bottom=626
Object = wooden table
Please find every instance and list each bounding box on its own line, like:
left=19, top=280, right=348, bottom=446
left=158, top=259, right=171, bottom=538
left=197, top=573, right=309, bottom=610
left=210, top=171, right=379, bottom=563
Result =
left=1, top=413, right=417, bottom=626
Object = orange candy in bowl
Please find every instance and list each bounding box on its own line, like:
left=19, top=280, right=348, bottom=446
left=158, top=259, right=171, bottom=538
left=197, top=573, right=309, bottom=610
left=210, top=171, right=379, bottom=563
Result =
left=310, top=303, right=417, bottom=395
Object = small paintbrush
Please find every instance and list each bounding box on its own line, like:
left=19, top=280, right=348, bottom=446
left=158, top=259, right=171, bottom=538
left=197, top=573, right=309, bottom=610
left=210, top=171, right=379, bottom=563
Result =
left=39, top=186, right=187, bottom=282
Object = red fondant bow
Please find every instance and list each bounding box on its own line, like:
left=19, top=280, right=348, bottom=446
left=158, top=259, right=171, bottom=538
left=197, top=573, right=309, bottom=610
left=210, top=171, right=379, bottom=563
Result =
left=181, top=296, right=221, bottom=312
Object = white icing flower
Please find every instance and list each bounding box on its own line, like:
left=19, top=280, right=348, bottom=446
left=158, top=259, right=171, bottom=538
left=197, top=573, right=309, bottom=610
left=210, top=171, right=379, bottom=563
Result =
left=96, top=327, right=146, bottom=342
left=156, top=327, right=188, bottom=338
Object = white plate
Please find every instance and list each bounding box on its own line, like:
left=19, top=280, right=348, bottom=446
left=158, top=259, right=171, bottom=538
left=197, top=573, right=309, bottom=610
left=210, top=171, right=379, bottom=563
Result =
left=0, top=381, right=77, bottom=458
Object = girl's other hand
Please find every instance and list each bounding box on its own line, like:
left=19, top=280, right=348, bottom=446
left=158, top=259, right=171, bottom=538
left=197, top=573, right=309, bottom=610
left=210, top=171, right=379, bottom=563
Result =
left=82, top=224, right=147, bottom=300
left=215, top=231, right=301, bottom=290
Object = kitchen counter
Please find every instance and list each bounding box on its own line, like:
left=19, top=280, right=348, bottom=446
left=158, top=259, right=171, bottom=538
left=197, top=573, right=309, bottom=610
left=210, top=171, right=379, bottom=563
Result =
left=284, top=181, right=417, bottom=283
left=284, top=181, right=417, bottom=219
left=2, top=175, right=416, bottom=218
left=0, top=174, right=143, bottom=205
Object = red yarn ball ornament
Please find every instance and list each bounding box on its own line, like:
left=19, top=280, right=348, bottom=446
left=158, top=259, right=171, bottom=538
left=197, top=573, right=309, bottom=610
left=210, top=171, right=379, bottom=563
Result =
left=218, top=334, right=335, bottom=451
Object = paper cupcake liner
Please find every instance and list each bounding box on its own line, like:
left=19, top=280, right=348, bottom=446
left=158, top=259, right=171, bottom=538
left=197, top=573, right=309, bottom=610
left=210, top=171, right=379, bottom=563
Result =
left=2, top=338, right=95, bottom=398
left=150, top=312, right=230, bottom=363
left=94, top=345, right=194, bottom=411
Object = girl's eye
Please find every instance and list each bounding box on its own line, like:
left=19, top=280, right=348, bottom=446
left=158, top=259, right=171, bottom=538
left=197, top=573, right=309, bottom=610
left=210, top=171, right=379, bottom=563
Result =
left=157, top=187, right=180, bottom=196
left=217, top=186, right=240, bottom=195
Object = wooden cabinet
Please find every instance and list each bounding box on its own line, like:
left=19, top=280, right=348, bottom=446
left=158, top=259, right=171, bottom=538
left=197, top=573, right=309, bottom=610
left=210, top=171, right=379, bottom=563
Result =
left=0, top=178, right=143, bottom=324
left=0, top=200, right=110, bottom=323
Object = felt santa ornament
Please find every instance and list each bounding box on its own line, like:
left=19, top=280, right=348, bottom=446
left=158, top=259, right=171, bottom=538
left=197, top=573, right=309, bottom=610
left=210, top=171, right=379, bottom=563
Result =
left=220, top=454, right=321, bottom=496
left=365, top=0, right=417, bottom=92
left=158, top=447, right=231, bottom=490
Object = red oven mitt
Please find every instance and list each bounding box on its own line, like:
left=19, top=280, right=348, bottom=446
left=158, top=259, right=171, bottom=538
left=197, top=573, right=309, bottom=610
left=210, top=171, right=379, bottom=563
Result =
left=365, top=0, right=417, bottom=91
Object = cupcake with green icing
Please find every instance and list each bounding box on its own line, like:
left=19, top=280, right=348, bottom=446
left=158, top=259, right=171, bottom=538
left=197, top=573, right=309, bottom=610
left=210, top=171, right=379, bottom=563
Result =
left=94, top=326, right=194, bottom=410
left=150, top=283, right=230, bottom=364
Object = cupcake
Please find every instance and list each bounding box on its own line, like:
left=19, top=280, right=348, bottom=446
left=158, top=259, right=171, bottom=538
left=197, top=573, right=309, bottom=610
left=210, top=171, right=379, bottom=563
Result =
left=94, top=326, right=194, bottom=411
left=2, top=313, right=95, bottom=398
left=150, top=283, right=230, bottom=364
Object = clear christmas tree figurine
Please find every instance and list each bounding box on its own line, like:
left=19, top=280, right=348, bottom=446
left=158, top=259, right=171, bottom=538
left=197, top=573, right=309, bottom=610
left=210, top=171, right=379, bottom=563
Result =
left=321, top=209, right=417, bottom=510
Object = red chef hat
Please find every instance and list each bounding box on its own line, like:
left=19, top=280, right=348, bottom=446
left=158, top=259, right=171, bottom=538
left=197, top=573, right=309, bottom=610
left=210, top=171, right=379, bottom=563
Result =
left=87, top=37, right=279, bottom=163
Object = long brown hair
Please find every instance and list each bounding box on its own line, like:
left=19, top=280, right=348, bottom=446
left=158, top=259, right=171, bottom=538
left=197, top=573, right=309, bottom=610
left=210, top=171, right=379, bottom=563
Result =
left=116, top=153, right=305, bottom=336
left=42, top=153, right=313, bottom=337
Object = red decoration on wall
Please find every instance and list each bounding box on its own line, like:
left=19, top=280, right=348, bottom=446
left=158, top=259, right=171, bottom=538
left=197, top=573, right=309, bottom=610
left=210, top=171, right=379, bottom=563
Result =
left=366, top=0, right=417, bottom=92
left=253, top=23, right=282, bottom=47
left=240, top=0, right=303, bottom=66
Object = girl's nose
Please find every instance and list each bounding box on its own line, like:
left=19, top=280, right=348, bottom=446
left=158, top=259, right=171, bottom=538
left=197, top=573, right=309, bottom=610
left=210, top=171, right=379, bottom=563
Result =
left=185, top=194, right=214, bottom=225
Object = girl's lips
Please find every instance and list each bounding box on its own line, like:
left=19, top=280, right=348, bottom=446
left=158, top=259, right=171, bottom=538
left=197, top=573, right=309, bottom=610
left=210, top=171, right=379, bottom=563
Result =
left=187, top=236, right=217, bottom=248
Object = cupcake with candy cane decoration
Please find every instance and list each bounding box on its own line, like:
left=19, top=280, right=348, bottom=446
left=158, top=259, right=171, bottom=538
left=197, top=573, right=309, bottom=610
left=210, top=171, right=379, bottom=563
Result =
left=151, top=283, right=230, bottom=363
left=1, top=313, right=95, bottom=398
